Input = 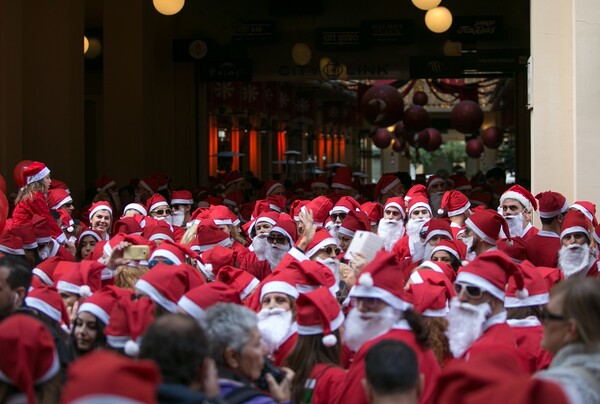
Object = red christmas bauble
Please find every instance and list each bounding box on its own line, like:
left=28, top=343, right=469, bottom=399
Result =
left=371, top=128, right=393, bottom=149
left=392, top=137, right=404, bottom=152
left=412, top=91, right=428, bottom=106
left=360, top=85, right=404, bottom=127
left=451, top=100, right=484, bottom=134
left=481, top=126, right=503, bottom=149
left=403, top=105, right=429, bottom=132
left=393, top=121, right=406, bottom=141
left=408, top=130, right=430, bottom=148
left=423, top=128, right=443, bottom=152
left=13, top=160, right=33, bottom=188
left=466, top=139, right=484, bottom=158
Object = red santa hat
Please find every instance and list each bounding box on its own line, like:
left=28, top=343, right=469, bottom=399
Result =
left=32, top=215, right=52, bottom=244
left=56, top=260, right=105, bottom=298
left=25, top=286, right=70, bottom=328
left=23, top=161, right=50, bottom=185
left=135, top=263, right=205, bottom=313
left=311, top=177, right=329, bottom=190
left=49, top=179, right=69, bottom=192
left=223, top=191, right=243, bottom=208
left=216, top=266, right=260, bottom=301
left=305, top=228, right=338, bottom=259
left=200, top=245, right=236, bottom=274
left=142, top=225, right=175, bottom=243
left=259, top=272, right=299, bottom=302
left=31, top=256, right=63, bottom=288
left=105, top=295, right=155, bottom=357
left=456, top=250, right=528, bottom=301
left=280, top=259, right=337, bottom=295
left=535, top=191, right=569, bottom=218
left=406, top=270, right=456, bottom=317
left=438, top=190, right=471, bottom=217
left=47, top=188, right=73, bottom=210
left=113, top=217, right=143, bottom=235
left=270, top=215, right=298, bottom=246
left=247, top=211, right=280, bottom=237
left=407, top=196, right=432, bottom=217
left=89, top=201, right=113, bottom=221
left=339, top=210, right=371, bottom=238
left=349, top=251, right=413, bottom=311
left=384, top=196, right=407, bottom=220
left=504, top=261, right=550, bottom=308
left=265, top=195, right=287, bottom=214
left=465, top=209, right=510, bottom=245
left=58, top=209, right=75, bottom=233
left=570, top=200, right=598, bottom=227
left=11, top=223, right=38, bottom=249
left=78, top=285, right=133, bottom=326
left=223, top=170, right=243, bottom=187
left=149, top=239, right=199, bottom=265
left=594, top=223, right=600, bottom=245
left=289, top=200, right=309, bottom=221
left=331, top=166, right=353, bottom=191
left=416, top=260, right=457, bottom=283
left=330, top=196, right=361, bottom=215
left=0, top=232, right=21, bottom=256
left=361, top=202, right=383, bottom=225
left=0, top=314, right=60, bottom=404
left=449, top=174, right=472, bottom=193
left=208, top=205, right=235, bottom=226
left=301, top=196, right=334, bottom=227
left=178, top=282, right=242, bottom=320
left=500, top=184, right=538, bottom=211
left=497, top=237, right=528, bottom=262
left=171, top=190, right=194, bottom=205
left=537, top=266, right=564, bottom=292
left=296, top=287, right=344, bottom=347
left=123, top=202, right=148, bottom=217
left=430, top=239, right=462, bottom=263
left=96, top=175, right=116, bottom=193
left=145, top=194, right=169, bottom=215
left=61, top=350, right=161, bottom=403
left=262, top=180, right=284, bottom=196
left=374, top=174, right=402, bottom=200
left=559, top=209, right=591, bottom=241
left=426, top=175, right=445, bottom=191
left=424, top=218, right=453, bottom=244
left=469, top=191, right=493, bottom=208
left=192, top=221, right=232, bottom=253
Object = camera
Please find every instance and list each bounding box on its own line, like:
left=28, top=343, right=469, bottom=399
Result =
left=255, top=358, right=286, bottom=391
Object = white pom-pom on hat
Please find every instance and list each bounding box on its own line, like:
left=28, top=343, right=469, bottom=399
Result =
left=124, top=339, right=140, bottom=357
left=79, top=285, right=92, bottom=298
left=438, top=208, right=445, bottom=215
left=67, top=226, right=74, bottom=233
left=322, top=334, right=337, bottom=347
left=205, top=263, right=213, bottom=274
left=516, top=288, right=529, bottom=299
left=359, top=273, right=374, bottom=288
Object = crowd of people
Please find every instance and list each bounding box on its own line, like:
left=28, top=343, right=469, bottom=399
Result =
left=0, top=161, right=599, bottom=403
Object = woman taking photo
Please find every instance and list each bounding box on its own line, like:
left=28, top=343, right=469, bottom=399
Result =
left=286, top=287, right=345, bottom=404
left=203, top=303, right=294, bottom=403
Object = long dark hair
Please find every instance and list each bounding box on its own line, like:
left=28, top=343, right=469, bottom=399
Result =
left=69, top=313, right=106, bottom=358
left=286, top=331, right=342, bottom=404
left=404, top=308, right=430, bottom=348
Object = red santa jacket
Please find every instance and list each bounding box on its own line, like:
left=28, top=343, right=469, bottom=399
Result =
left=526, top=230, right=560, bottom=267
left=392, top=235, right=412, bottom=261
left=521, top=223, right=539, bottom=241
left=306, top=363, right=346, bottom=404
left=334, top=321, right=441, bottom=404
left=507, top=317, right=553, bottom=372
left=12, top=191, right=66, bottom=243
left=273, top=330, right=298, bottom=367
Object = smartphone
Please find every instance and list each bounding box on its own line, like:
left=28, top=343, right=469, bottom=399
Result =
left=123, top=245, right=150, bottom=260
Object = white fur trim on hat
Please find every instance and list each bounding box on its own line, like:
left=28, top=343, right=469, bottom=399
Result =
left=349, top=284, right=413, bottom=312
left=56, top=280, right=82, bottom=296
left=408, top=201, right=432, bottom=216
left=447, top=201, right=471, bottom=217
left=177, top=296, right=206, bottom=320
left=331, top=182, right=353, bottom=190
left=148, top=233, right=174, bottom=243
left=570, top=203, right=594, bottom=222
left=266, top=182, right=283, bottom=195
left=305, top=237, right=338, bottom=259
left=423, top=304, right=449, bottom=318
left=27, top=166, right=50, bottom=185
left=409, top=271, right=424, bottom=284
left=500, top=191, right=531, bottom=210
left=455, top=271, right=506, bottom=301
left=25, top=297, right=61, bottom=323
left=171, top=198, right=193, bottom=205
left=539, top=200, right=569, bottom=218
left=0, top=245, right=25, bottom=255
left=149, top=201, right=169, bottom=214
left=424, top=229, right=453, bottom=244
left=97, top=180, right=116, bottom=193
left=195, top=237, right=233, bottom=253
left=149, top=249, right=182, bottom=265
left=241, top=277, right=260, bottom=301
left=504, top=292, right=548, bottom=308
left=338, top=226, right=356, bottom=238
left=430, top=245, right=461, bottom=262
left=51, top=195, right=73, bottom=210
left=32, top=268, right=54, bottom=286
left=134, top=279, right=178, bottom=313
left=78, top=302, right=110, bottom=325
left=89, top=205, right=113, bottom=221
left=384, top=202, right=406, bottom=219
left=419, top=261, right=444, bottom=273
left=560, top=226, right=590, bottom=241
left=381, top=178, right=401, bottom=196
left=260, top=281, right=299, bottom=301
left=297, top=311, right=345, bottom=336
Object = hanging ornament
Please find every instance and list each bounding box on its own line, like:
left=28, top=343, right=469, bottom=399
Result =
left=423, top=128, right=443, bottom=152
left=481, top=126, right=503, bottom=149
left=361, top=85, right=404, bottom=127
left=371, top=128, right=393, bottom=149
left=403, top=105, right=429, bottom=132
left=466, top=139, right=484, bottom=158
left=451, top=100, right=484, bottom=134
left=412, top=91, right=429, bottom=106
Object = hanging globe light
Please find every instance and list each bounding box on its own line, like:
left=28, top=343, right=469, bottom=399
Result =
left=425, top=7, right=453, bottom=33
left=153, top=0, right=185, bottom=16
left=84, top=36, right=89, bottom=54
left=411, top=0, right=441, bottom=11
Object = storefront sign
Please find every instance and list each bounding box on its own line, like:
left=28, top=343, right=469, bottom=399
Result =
left=362, top=20, right=415, bottom=44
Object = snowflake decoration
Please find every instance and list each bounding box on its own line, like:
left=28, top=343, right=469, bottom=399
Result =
left=214, top=82, right=234, bottom=99
left=279, top=91, right=289, bottom=108
left=296, top=98, right=310, bottom=114
left=242, top=84, right=258, bottom=103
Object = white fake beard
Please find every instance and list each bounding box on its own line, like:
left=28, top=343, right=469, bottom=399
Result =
left=343, top=306, right=399, bottom=352
left=406, top=218, right=427, bottom=238
left=558, top=243, right=592, bottom=278
left=39, top=246, right=50, bottom=260
left=257, top=308, right=293, bottom=355
left=410, top=239, right=426, bottom=262
left=171, top=210, right=185, bottom=227
left=316, top=257, right=341, bottom=289
left=266, top=243, right=290, bottom=269
left=377, top=219, right=405, bottom=252
left=328, top=224, right=341, bottom=240
left=429, top=192, right=444, bottom=217
left=423, top=242, right=435, bottom=261
left=501, top=213, right=525, bottom=239
left=251, top=234, right=269, bottom=261
left=446, top=297, right=491, bottom=358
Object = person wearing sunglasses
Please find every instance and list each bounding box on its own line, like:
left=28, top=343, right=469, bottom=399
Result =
left=536, top=277, right=600, bottom=403
left=146, top=193, right=172, bottom=221
left=446, top=251, right=528, bottom=370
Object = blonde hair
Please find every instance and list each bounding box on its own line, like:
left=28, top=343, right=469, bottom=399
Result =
left=15, top=181, right=46, bottom=204
left=114, top=265, right=148, bottom=289
left=180, top=223, right=198, bottom=246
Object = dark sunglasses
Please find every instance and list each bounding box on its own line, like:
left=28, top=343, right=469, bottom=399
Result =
left=267, top=235, right=288, bottom=245
left=541, top=308, right=567, bottom=323
left=321, top=246, right=342, bottom=256
left=153, top=208, right=172, bottom=216
left=148, top=259, right=174, bottom=268
left=454, top=282, right=483, bottom=299
left=331, top=213, right=347, bottom=221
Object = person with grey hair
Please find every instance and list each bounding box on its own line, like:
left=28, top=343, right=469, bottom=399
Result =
left=202, top=303, right=294, bottom=403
